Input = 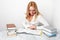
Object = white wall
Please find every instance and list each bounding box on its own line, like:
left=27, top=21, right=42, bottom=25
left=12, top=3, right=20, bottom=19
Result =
left=0, top=0, right=53, bottom=29
left=53, top=0, right=60, bottom=31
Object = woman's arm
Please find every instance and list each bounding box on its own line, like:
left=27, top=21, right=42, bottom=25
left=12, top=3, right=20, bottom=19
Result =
left=36, top=15, right=49, bottom=30
left=22, top=20, right=30, bottom=29
left=22, top=21, right=37, bottom=30
left=22, top=15, right=30, bottom=29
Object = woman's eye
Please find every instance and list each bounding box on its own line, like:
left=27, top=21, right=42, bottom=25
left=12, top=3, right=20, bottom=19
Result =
left=29, top=10, right=35, bottom=11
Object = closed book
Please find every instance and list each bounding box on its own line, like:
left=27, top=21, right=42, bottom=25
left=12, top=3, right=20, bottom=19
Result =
left=43, top=30, right=57, bottom=37
left=43, top=27, right=57, bottom=33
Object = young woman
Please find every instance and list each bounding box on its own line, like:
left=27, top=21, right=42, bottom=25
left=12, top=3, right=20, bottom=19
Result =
left=21, top=1, right=49, bottom=40
left=22, top=1, right=49, bottom=30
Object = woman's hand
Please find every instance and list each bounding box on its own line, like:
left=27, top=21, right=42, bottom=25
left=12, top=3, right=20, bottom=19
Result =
left=28, top=25, right=36, bottom=30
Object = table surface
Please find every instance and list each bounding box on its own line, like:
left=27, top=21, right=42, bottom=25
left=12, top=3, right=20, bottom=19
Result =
left=0, top=29, right=60, bottom=40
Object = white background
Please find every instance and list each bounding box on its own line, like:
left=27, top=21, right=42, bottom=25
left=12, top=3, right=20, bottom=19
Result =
left=0, top=0, right=60, bottom=31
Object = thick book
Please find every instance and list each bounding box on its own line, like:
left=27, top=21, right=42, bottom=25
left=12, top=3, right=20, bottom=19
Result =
left=42, top=26, right=57, bottom=34
left=43, top=30, right=57, bottom=37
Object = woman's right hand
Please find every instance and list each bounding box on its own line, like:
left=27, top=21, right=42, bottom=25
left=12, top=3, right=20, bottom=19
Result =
left=28, top=25, right=36, bottom=30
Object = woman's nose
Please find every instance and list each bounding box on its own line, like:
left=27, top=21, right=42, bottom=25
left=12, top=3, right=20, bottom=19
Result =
left=31, top=11, right=33, bottom=13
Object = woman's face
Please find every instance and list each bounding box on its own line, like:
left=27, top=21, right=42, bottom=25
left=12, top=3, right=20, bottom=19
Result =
left=29, top=6, right=36, bottom=16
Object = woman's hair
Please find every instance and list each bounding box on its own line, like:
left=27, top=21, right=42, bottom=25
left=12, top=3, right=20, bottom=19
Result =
left=26, top=1, right=40, bottom=21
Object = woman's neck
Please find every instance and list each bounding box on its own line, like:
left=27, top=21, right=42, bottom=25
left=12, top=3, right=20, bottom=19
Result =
left=27, top=15, right=34, bottom=22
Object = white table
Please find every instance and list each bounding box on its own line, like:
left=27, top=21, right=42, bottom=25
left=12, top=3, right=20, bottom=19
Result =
left=0, top=29, right=59, bottom=40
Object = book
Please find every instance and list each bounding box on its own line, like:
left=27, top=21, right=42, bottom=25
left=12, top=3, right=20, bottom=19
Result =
left=42, top=27, right=57, bottom=34
left=43, top=30, right=57, bottom=37
left=17, top=28, right=42, bottom=36
left=7, top=30, right=16, bottom=36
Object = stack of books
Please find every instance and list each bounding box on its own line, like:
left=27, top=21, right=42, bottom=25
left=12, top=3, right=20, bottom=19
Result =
left=42, top=26, right=57, bottom=37
left=7, top=24, right=17, bottom=36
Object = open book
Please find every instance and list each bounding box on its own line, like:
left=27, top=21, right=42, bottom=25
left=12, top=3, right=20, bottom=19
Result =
left=17, top=28, right=42, bottom=36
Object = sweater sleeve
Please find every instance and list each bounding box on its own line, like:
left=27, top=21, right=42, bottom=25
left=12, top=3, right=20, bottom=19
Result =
left=36, top=15, right=50, bottom=30
left=22, top=20, right=30, bottom=29
left=22, top=15, right=30, bottom=29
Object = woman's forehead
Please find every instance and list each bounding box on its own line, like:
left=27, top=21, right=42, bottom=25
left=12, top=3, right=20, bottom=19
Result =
left=29, top=6, right=35, bottom=10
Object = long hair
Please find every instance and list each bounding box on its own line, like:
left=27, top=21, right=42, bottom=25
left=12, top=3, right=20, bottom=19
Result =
left=26, top=1, right=40, bottom=21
